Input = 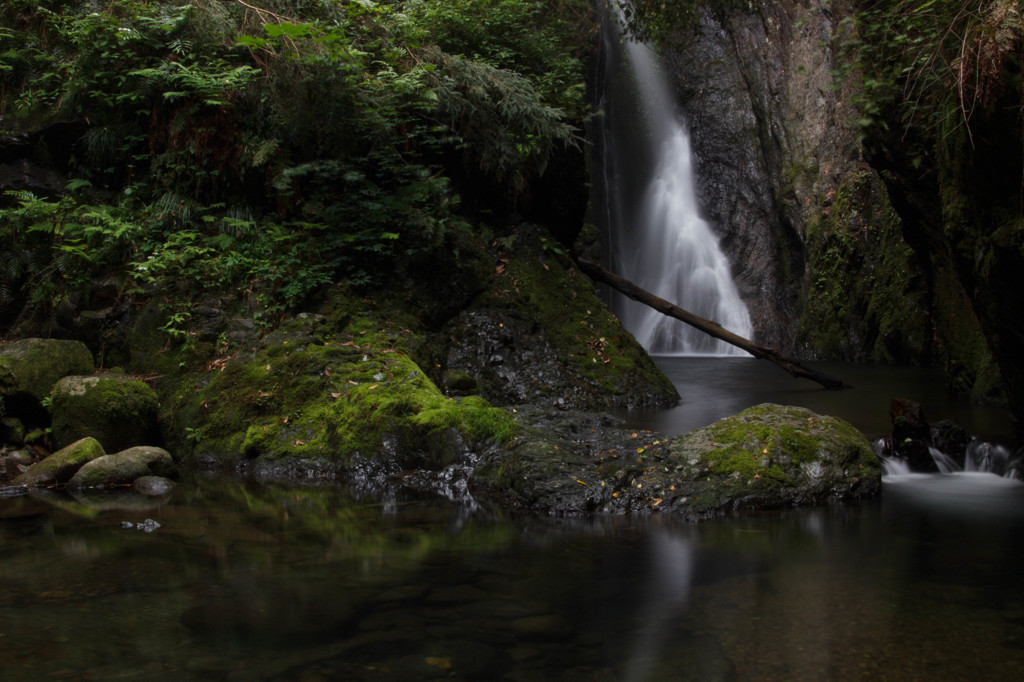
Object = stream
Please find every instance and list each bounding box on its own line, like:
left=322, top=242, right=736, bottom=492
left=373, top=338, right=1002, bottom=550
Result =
left=2, top=361, right=1023, bottom=681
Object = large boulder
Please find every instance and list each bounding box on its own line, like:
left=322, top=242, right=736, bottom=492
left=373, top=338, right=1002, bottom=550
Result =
left=0, top=338, right=94, bottom=405
left=440, top=225, right=679, bottom=411
left=13, top=437, right=105, bottom=487
left=166, top=314, right=519, bottom=475
left=474, top=403, right=881, bottom=517
left=68, top=446, right=176, bottom=488
left=50, top=373, right=160, bottom=451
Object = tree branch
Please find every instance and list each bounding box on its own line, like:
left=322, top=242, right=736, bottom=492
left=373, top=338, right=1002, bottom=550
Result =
left=576, top=258, right=851, bottom=390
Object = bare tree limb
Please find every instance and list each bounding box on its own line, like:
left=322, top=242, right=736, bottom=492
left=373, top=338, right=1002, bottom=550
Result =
left=576, top=258, right=851, bottom=390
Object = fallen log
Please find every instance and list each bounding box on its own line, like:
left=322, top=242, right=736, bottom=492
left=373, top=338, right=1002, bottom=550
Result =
left=576, top=258, right=851, bottom=390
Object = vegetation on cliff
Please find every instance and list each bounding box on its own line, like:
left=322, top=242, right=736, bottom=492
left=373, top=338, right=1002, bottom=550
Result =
left=0, top=0, right=592, bottom=333
left=852, top=0, right=1023, bottom=419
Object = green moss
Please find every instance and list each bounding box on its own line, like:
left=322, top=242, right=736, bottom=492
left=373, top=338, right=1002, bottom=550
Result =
left=13, top=436, right=106, bottom=487
left=797, top=167, right=931, bottom=362
left=495, top=229, right=677, bottom=401
left=698, top=403, right=878, bottom=480
left=702, top=444, right=791, bottom=483
left=180, top=321, right=516, bottom=466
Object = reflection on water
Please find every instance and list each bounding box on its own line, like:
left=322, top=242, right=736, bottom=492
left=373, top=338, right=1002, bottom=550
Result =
left=2, top=475, right=1024, bottom=680
left=612, top=357, right=1017, bottom=442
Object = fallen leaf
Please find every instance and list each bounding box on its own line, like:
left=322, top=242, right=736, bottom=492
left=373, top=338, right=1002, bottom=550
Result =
left=425, top=657, right=452, bottom=671
left=330, top=392, right=341, bottom=399
left=293, top=439, right=306, bottom=446
left=576, top=479, right=588, bottom=486
left=325, top=368, right=332, bottom=376
left=368, top=384, right=378, bottom=390
left=652, top=498, right=663, bottom=506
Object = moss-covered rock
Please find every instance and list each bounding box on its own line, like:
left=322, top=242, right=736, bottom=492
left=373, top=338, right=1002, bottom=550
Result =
left=50, top=373, right=160, bottom=451
left=797, top=167, right=932, bottom=363
left=473, top=403, right=880, bottom=517
left=165, top=318, right=517, bottom=474
left=0, top=338, right=94, bottom=402
left=442, top=225, right=679, bottom=410
left=67, top=446, right=176, bottom=488
left=13, top=437, right=106, bottom=487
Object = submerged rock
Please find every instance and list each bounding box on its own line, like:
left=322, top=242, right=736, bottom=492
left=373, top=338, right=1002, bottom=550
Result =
left=50, top=372, right=160, bottom=451
left=474, top=403, right=880, bottom=518
left=133, top=475, right=177, bottom=496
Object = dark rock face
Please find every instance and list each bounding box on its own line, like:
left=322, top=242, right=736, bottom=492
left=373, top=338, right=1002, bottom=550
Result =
left=440, top=225, right=678, bottom=411
left=889, top=398, right=939, bottom=473
left=640, top=1, right=943, bottom=369
left=473, top=403, right=880, bottom=517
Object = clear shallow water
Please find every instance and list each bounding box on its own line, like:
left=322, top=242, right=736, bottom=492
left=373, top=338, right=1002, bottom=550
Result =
left=612, top=356, right=1018, bottom=443
left=2, top=474, right=1024, bottom=681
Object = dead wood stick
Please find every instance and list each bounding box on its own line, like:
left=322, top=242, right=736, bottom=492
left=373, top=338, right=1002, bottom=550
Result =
left=576, top=258, right=851, bottom=390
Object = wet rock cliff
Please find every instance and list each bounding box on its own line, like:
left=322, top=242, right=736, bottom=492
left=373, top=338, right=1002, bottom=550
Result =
left=645, top=0, right=1010, bottom=416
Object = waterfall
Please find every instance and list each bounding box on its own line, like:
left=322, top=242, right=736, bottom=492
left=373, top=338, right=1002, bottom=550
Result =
left=595, top=10, right=752, bottom=356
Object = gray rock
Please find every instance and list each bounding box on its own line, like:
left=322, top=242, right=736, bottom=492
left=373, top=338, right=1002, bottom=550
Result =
left=474, top=403, right=881, bottom=517
left=132, top=475, right=177, bottom=496
left=68, top=446, right=176, bottom=488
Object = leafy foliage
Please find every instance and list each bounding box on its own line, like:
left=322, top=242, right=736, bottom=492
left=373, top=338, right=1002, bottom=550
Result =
left=853, top=0, right=1023, bottom=162
left=0, top=0, right=593, bottom=333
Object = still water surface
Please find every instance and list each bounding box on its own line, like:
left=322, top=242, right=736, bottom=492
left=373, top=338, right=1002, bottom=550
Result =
left=2, top=476, right=1024, bottom=681
left=1, top=360, right=1022, bottom=681
left=614, top=356, right=1017, bottom=443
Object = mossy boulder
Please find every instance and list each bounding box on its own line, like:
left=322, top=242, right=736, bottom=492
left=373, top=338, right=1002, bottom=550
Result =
left=50, top=373, right=160, bottom=451
left=0, top=338, right=94, bottom=405
left=167, top=320, right=518, bottom=474
left=441, top=225, right=679, bottom=410
left=67, top=446, right=176, bottom=488
left=13, top=437, right=106, bottom=487
left=473, top=403, right=880, bottom=517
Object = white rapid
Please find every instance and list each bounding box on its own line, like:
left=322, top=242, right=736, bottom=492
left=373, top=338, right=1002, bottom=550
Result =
left=600, top=14, right=752, bottom=356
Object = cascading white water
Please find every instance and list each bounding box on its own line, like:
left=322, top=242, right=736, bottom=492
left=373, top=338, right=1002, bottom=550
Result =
left=598, top=12, right=752, bottom=356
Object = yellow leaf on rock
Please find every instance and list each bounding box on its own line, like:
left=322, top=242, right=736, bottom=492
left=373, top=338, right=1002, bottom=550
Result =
left=425, top=657, right=452, bottom=670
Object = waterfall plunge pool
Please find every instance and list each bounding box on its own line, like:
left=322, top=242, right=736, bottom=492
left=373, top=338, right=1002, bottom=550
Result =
left=611, top=355, right=1017, bottom=445
left=2, top=473, right=1023, bottom=681
left=2, top=359, right=1022, bottom=681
